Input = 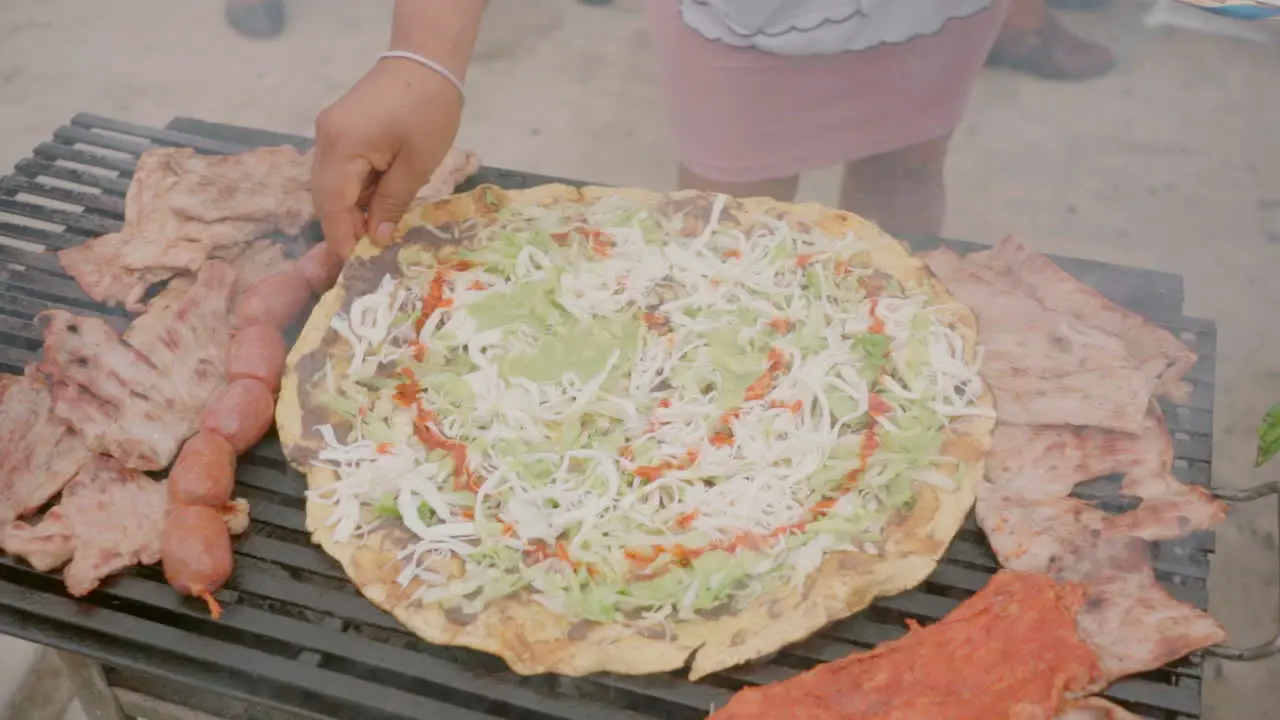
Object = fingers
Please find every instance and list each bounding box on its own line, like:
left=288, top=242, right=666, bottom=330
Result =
left=365, top=148, right=438, bottom=246
left=311, top=122, right=372, bottom=259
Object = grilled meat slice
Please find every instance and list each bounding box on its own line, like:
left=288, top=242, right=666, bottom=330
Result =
left=0, top=371, right=94, bottom=526
left=967, top=236, right=1196, bottom=402
left=978, top=493, right=1226, bottom=682
left=977, top=403, right=1227, bottom=683
left=922, top=240, right=1195, bottom=433
left=2, top=455, right=167, bottom=596
left=57, top=146, right=313, bottom=311
left=37, top=261, right=235, bottom=470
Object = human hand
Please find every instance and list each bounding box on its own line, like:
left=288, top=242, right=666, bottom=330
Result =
left=311, top=58, right=463, bottom=258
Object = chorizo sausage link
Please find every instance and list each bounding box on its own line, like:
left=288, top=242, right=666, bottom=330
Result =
left=232, top=266, right=313, bottom=330
left=201, top=378, right=275, bottom=454
left=226, top=324, right=288, bottom=393
left=168, top=431, right=237, bottom=507
left=296, top=242, right=345, bottom=294
left=162, top=505, right=234, bottom=619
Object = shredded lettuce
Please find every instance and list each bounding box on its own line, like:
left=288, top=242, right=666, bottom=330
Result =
left=307, top=193, right=985, bottom=624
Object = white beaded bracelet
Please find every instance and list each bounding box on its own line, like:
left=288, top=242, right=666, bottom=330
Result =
left=377, top=50, right=466, bottom=104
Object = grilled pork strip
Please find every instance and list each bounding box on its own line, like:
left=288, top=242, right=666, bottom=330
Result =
left=37, top=260, right=236, bottom=470
left=921, top=241, right=1195, bottom=434
left=0, top=371, right=94, bottom=527
left=2, top=455, right=167, bottom=597
left=977, top=406, right=1227, bottom=685
left=57, top=145, right=480, bottom=313
left=967, top=237, right=1197, bottom=403
left=977, top=493, right=1226, bottom=682
left=57, top=146, right=314, bottom=311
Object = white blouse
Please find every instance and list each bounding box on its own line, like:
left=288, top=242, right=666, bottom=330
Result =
left=679, top=0, right=996, bottom=56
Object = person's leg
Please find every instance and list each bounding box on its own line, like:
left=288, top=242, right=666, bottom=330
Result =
left=226, top=0, right=286, bottom=39
left=676, top=165, right=800, bottom=204
left=839, top=135, right=950, bottom=238
left=988, top=0, right=1115, bottom=80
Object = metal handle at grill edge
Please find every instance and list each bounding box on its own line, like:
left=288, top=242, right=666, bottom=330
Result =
left=1202, top=481, right=1280, bottom=660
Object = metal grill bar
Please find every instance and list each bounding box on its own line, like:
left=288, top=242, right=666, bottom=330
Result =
left=0, top=112, right=1227, bottom=720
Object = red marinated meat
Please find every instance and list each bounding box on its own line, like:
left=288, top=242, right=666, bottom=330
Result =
left=710, top=572, right=1104, bottom=720
left=1, top=456, right=167, bottom=596
left=36, top=260, right=236, bottom=470
left=0, top=371, right=94, bottom=526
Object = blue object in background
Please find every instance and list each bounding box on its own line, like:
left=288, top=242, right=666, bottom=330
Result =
left=1185, top=1, right=1280, bottom=20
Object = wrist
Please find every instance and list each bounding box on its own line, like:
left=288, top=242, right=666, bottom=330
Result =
left=389, top=0, right=485, bottom=82
left=377, top=51, right=466, bottom=105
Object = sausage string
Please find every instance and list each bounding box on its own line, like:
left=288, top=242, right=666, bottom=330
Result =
left=161, top=241, right=345, bottom=619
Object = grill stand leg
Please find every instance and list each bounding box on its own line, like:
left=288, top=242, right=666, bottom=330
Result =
left=1202, top=483, right=1280, bottom=661
left=55, top=651, right=128, bottom=720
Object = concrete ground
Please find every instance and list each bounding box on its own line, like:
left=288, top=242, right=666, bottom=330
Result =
left=0, top=0, right=1277, bottom=718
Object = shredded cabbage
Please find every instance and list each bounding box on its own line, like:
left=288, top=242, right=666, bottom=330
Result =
left=303, top=194, right=988, bottom=623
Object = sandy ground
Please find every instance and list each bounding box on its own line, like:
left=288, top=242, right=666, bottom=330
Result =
left=0, top=0, right=1278, bottom=718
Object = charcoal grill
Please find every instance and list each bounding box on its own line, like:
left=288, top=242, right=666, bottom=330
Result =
left=0, top=113, right=1276, bottom=720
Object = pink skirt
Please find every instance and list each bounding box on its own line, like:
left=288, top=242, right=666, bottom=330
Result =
left=645, top=0, right=1011, bottom=183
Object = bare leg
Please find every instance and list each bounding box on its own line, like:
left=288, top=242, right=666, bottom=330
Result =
left=839, top=135, right=950, bottom=238
left=676, top=165, right=800, bottom=204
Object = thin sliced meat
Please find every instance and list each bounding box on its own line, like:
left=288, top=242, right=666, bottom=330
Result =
left=710, top=571, right=1104, bottom=720
left=37, top=261, right=235, bottom=470
left=922, top=244, right=1193, bottom=434
left=985, top=369, right=1155, bottom=434
left=977, top=495, right=1226, bottom=683
left=163, top=146, right=313, bottom=230
left=2, top=456, right=167, bottom=596
left=123, top=259, right=235, bottom=388
left=227, top=238, right=290, bottom=296
left=57, top=146, right=314, bottom=310
left=414, top=147, right=481, bottom=202
left=37, top=313, right=174, bottom=468
left=0, top=371, right=94, bottom=526
left=985, top=404, right=1226, bottom=537
left=986, top=405, right=1226, bottom=536
left=978, top=402, right=1227, bottom=684
left=967, top=237, right=1196, bottom=402
left=987, top=416, right=1169, bottom=502
left=125, top=239, right=289, bottom=342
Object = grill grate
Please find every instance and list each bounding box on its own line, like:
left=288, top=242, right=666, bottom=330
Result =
left=0, top=113, right=1219, bottom=720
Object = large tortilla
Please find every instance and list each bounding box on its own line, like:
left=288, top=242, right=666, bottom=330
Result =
left=277, top=184, right=995, bottom=679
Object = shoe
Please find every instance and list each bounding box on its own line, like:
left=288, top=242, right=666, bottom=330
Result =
left=987, top=15, right=1116, bottom=81
left=226, top=0, right=286, bottom=39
